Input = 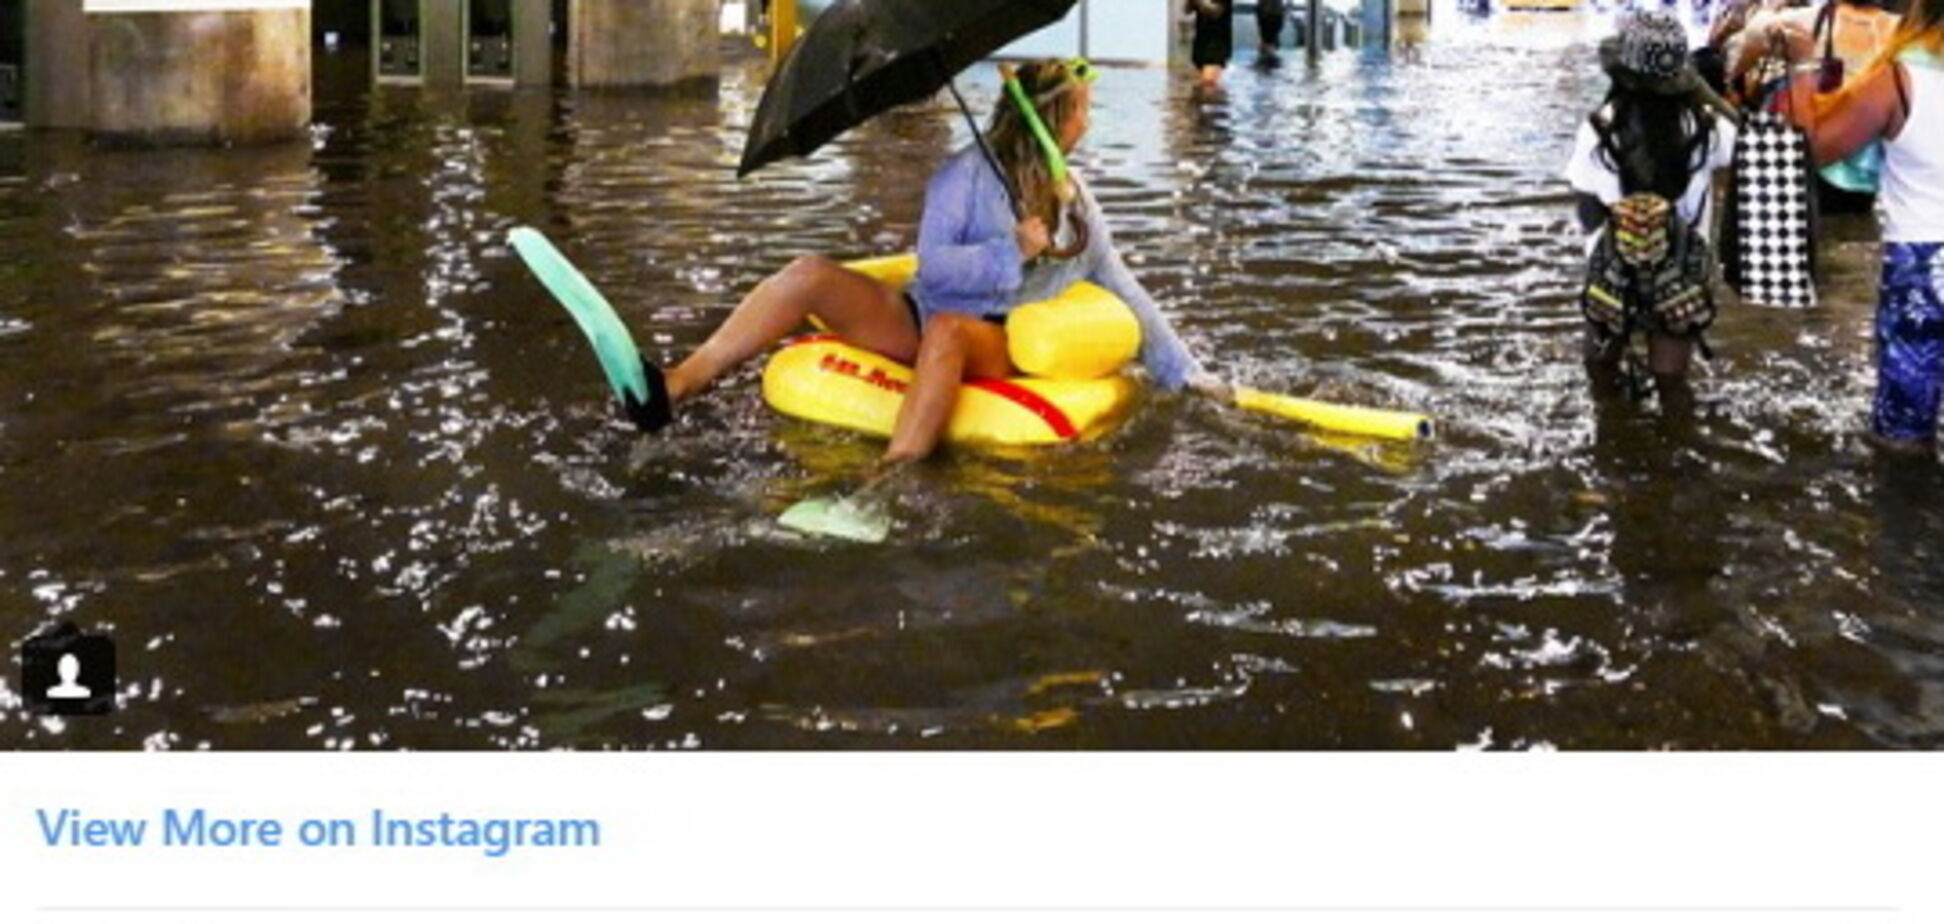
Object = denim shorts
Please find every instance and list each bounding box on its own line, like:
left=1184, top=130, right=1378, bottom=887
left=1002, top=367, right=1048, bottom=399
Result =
left=1873, top=242, right=1944, bottom=443
left=902, top=292, right=1007, bottom=330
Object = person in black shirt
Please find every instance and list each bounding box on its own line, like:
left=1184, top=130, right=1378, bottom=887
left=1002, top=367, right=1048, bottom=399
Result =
left=1187, top=0, right=1235, bottom=85
left=1257, top=0, right=1287, bottom=58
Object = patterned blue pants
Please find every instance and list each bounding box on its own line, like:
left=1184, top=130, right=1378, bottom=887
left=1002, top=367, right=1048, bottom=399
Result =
left=1874, top=242, right=1944, bottom=443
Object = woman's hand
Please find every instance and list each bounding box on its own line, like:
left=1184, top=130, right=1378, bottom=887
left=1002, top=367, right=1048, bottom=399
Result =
left=1770, top=20, right=1814, bottom=62
left=1187, top=373, right=1234, bottom=404
left=1708, top=1, right=1750, bottom=47
left=1015, top=217, right=1051, bottom=262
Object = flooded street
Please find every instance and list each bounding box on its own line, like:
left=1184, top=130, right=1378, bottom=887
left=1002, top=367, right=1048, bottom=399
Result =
left=2, top=14, right=1939, bottom=750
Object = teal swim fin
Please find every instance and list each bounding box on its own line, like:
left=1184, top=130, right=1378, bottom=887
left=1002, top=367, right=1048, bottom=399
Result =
left=775, top=464, right=910, bottom=544
left=509, top=227, right=669, bottom=430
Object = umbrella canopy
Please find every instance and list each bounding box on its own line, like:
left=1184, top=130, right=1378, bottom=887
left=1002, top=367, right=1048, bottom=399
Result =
left=737, top=0, right=1079, bottom=177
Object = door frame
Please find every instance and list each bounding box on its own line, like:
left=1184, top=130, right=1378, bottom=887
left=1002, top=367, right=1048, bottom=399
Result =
left=371, top=0, right=426, bottom=84
left=2, top=0, right=26, bottom=124
left=462, top=0, right=515, bottom=86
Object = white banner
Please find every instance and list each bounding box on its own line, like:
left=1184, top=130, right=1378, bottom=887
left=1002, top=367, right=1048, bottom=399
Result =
left=1, top=753, right=1939, bottom=924
left=85, top=0, right=308, bottom=13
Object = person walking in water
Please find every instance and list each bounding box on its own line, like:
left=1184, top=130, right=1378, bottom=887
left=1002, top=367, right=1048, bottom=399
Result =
left=1187, top=0, right=1236, bottom=86
left=1770, top=0, right=1944, bottom=451
left=1257, top=0, right=1288, bottom=61
left=1564, top=12, right=1740, bottom=402
left=648, top=59, right=1220, bottom=465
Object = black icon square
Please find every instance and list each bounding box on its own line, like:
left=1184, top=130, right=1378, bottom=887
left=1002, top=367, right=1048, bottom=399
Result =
left=20, top=623, right=116, bottom=716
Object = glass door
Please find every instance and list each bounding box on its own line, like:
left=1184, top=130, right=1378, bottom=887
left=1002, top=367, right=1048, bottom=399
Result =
left=374, top=0, right=424, bottom=82
left=1, top=0, right=24, bottom=122
left=466, top=0, right=514, bottom=82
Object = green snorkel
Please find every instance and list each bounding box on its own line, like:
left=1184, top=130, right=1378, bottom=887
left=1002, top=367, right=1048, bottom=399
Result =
left=999, top=57, right=1097, bottom=204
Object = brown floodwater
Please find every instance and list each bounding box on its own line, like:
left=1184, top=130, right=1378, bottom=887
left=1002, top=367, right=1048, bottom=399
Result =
left=2, top=17, right=1939, bottom=750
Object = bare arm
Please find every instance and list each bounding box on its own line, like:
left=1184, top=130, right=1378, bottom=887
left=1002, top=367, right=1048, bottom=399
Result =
left=1729, top=20, right=1783, bottom=86
left=1709, top=0, right=1754, bottom=49
left=1778, top=26, right=1908, bottom=165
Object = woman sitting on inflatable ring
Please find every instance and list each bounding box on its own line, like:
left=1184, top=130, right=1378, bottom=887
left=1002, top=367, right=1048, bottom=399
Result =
left=642, top=57, right=1223, bottom=464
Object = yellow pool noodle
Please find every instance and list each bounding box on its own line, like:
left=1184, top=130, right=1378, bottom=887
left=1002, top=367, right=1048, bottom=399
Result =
left=1233, top=387, right=1433, bottom=442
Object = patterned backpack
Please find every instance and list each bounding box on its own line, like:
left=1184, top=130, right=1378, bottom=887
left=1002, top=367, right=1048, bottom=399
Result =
left=1583, top=193, right=1718, bottom=354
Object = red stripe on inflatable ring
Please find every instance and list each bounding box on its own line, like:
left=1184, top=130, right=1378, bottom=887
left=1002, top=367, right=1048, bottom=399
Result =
left=787, top=336, right=1080, bottom=441
left=967, top=379, right=1080, bottom=441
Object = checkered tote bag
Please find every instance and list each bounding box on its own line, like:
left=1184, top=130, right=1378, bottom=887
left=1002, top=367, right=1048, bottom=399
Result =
left=1725, top=94, right=1818, bottom=308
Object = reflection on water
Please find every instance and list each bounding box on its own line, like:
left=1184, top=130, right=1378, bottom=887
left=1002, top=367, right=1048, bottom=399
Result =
left=0, top=22, right=1937, bottom=750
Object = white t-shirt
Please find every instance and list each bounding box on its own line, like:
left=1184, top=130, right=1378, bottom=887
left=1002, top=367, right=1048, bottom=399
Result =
left=1883, top=57, right=1944, bottom=242
left=1563, top=110, right=1739, bottom=248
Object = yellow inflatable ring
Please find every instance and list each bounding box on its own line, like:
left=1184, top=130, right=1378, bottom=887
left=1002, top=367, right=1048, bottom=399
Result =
left=761, top=256, right=1143, bottom=446
left=833, top=255, right=1140, bottom=381
left=762, top=336, right=1138, bottom=446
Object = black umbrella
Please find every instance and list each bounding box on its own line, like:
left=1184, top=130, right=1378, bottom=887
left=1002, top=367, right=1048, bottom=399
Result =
left=736, top=0, right=1079, bottom=198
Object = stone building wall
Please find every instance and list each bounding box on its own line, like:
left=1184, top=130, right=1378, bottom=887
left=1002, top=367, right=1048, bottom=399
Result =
left=88, top=8, right=311, bottom=144
left=570, top=0, right=719, bottom=89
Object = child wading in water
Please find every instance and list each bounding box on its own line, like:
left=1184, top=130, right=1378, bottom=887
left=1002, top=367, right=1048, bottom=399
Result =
left=1564, top=12, right=1741, bottom=406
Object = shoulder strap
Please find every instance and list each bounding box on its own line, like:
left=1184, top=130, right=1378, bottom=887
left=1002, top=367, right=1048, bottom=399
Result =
left=1892, top=59, right=1909, bottom=125
left=1815, top=3, right=1836, bottom=59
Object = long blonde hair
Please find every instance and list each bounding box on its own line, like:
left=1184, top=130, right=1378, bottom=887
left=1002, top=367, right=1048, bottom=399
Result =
left=1877, top=0, right=1943, bottom=64
left=1817, top=0, right=1933, bottom=122
left=986, top=59, right=1087, bottom=232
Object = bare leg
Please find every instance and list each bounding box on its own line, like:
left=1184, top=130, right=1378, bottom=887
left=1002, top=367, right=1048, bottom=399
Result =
left=1583, top=324, right=1628, bottom=401
left=665, top=256, right=918, bottom=403
left=1648, top=334, right=1697, bottom=423
left=882, top=314, right=1012, bottom=463
left=1647, top=332, right=1695, bottom=379
left=1865, top=431, right=1937, bottom=455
